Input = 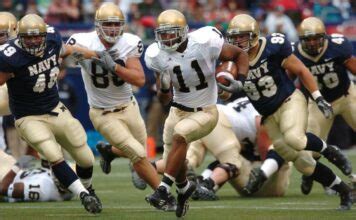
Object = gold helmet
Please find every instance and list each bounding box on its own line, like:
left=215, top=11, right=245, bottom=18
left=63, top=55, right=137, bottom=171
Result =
left=18, top=14, right=47, bottom=57
left=95, top=2, right=125, bottom=44
left=0, top=12, right=17, bottom=44
left=155, top=9, right=188, bottom=51
left=298, top=17, right=326, bottom=56
left=227, top=14, right=259, bottom=51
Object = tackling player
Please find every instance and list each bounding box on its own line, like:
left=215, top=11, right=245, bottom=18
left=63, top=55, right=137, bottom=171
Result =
left=0, top=14, right=102, bottom=214
left=219, top=14, right=353, bottom=210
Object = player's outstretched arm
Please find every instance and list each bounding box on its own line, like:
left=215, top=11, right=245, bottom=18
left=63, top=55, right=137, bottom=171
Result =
left=344, top=56, right=356, bottom=75
left=283, top=54, right=333, bottom=118
left=61, top=44, right=97, bottom=60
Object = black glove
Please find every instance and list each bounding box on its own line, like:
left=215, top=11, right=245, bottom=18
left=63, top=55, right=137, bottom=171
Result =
left=315, top=96, right=333, bottom=119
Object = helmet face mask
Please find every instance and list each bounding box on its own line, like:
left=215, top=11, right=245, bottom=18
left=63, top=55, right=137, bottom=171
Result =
left=300, top=33, right=325, bottom=56
left=0, top=12, right=17, bottom=45
left=155, top=9, right=188, bottom=52
left=19, top=33, right=47, bottom=57
left=298, top=17, right=326, bottom=56
left=95, top=3, right=125, bottom=44
left=95, top=19, right=125, bottom=44
left=18, top=14, right=47, bottom=57
left=0, top=30, right=9, bottom=45
left=155, top=25, right=188, bottom=51
left=226, top=32, right=254, bottom=51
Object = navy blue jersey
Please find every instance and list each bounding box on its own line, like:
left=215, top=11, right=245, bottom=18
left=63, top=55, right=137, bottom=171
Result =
left=294, top=34, right=352, bottom=102
left=0, top=26, right=62, bottom=119
left=244, top=33, right=296, bottom=116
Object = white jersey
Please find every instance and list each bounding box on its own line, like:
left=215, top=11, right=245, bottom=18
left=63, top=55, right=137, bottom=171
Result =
left=218, top=97, right=260, bottom=145
left=11, top=168, right=73, bottom=202
left=67, top=31, right=143, bottom=108
left=145, top=26, right=225, bottom=108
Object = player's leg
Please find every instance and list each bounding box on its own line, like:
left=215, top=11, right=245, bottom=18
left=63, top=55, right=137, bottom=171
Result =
left=89, top=107, right=160, bottom=190
left=15, top=116, right=100, bottom=213
left=186, top=139, right=207, bottom=179
left=340, top=83, right=356, bottom=131
left=123, top=98, right=160, bottom=191
left=243, top=148, right=286, bottom=195
left=279, top=90, right=351, bottom=175
left=193, top=112, right=240, bottom=200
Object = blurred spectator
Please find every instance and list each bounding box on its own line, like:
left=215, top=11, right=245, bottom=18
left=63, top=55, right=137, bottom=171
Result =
left=265, top=4, right=298, bottom=42
left=45, top=0, right=82, bottom=24
left=82, top=0, right=102, bottom=22
left=0, top=0, right=26, bottom=18
left=332, top=0, right=351, bottom=20
left=37, top=0, right=51, bottom=16
left=26, top=0, right=40, bottom=15
left=313, top=0, right=343, bottom=25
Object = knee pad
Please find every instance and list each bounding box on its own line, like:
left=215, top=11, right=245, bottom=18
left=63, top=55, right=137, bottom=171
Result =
left=294, top=151, right=316, bottom=176
left=217, top=163, right=239, bottom=179
left=284, top=131, right=307, bottom=151
left=63, top=118, right=87, bottom=148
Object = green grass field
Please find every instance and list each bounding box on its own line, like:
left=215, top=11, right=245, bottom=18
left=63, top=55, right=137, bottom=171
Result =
left=1, top=150, right=355, bottom=220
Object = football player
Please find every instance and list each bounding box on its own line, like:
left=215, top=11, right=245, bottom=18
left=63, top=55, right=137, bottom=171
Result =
left=123, top=97, right=290, bottom=199
left=144, top=9, right=249, bottom=217
left=0, top=149, right=73, bottom=202
left=293, top=17, right=356, bottom=195
left=65, top=3, right=176, bottom=211
left=0, top=14, right=102, bottom=214
left=0, top=12, right=16, bottom=116
left=219, top=14, right=353, bottom=210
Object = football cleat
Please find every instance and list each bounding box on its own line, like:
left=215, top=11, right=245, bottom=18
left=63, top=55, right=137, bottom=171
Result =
left=301, top=175, right=314, bottom=195
left=322, top=145, right=352, bottom=176
left=242, top=168, right=267, bottom=196
left=129, top=163, right=147, bottom=190
left=96, top=141, right=116, bottom=174
left=166, top=193, right=177, bottom=212
left=338, top=191, right=352, bottom=211
left=80, top=192, right=102, bottom=214
left=176, top=181, right=196, bottom=218
left=87, top=185, right=102, bottom=209
left=145, top=186, right=172, bottom=211
left=192, top=178, right=218, bottom=201
left=186, top=167, right=197, bottom=183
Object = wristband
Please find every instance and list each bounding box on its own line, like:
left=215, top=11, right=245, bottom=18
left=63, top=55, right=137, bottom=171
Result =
left=237, top=74, right=246, bottom=82
left=311, top=90, right=322, bottom=100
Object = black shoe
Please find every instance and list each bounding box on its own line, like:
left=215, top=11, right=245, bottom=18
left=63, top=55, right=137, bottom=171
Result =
left=165, top=193, right=177, bottom=212
left=96, top=141, right=115, bottom=174
left=301, top=175, right=314, bottom=195
left=145, top=186, right=171, bottom=211
left=80, top=192, right=102, bottom=214
left=176, top=181, right=196, bottom=218
left=338, top=191, right=352, bottom=211
left=87, top=185, right=102, bottom=209
left=192, top=178, right=218, bottom=201
left=323, top=145, right=352, bottom=175
left=242, top=168, right=267, bottom=196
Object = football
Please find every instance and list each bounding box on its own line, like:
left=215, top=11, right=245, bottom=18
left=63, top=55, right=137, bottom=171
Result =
left=215, top=61, right=238, bottom=85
